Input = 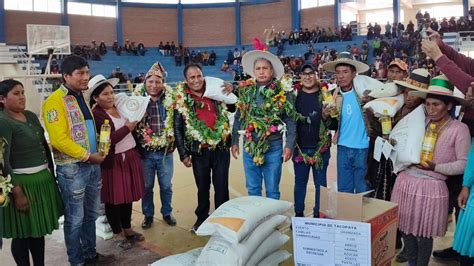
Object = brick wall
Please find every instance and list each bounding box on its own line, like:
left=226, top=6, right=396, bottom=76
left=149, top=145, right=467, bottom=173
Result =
left=301, top=5, right=335, bottom=30
left=183, top=7, right=235, bottom=47
left=69, top=15, right=116, bottom=45
left=241, top=0, right=292, bottom=45
left=5, top=10, right=61, bottom=44
left=122, top=7, right=178, bottom=46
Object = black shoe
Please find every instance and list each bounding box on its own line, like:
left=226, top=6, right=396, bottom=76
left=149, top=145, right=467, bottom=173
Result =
left=433, top=247, right=460, bottom=261
left=85, top=253, right=115, bottom=265
left=395, top=249, right=408, bottom=263
left=141, top=216, right=153, bottom=229
left=191, top=220, right=204, bottom=234
left=163, top=215, right=177, bottom=226
left=295, top=212, right=304, bottom=217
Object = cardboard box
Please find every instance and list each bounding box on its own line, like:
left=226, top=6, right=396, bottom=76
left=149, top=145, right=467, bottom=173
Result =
left=319, top=186, right=398, bottom=266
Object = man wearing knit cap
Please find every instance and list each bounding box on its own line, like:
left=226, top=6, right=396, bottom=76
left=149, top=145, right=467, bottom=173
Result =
left=135, top=62, right=177, bottom=229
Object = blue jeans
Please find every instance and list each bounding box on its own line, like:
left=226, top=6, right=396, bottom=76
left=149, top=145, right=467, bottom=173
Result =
left=293, top=149, right=330, bottom=217
left=56, top=162, right=101, bottom=265
left=141, top=151, right=174, bottom=218
left=243, top=140, right=283, bottom=199
left=337, top=145, right=369, bottom=193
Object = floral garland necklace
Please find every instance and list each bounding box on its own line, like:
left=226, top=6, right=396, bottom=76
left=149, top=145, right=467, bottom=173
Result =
left=236, top=77, right=303, bottom=166
left=135, top=84, right=175, bottom=151
left=174, top=83, right=231, bottom=150
left=293, top=87, right=332, bottom=169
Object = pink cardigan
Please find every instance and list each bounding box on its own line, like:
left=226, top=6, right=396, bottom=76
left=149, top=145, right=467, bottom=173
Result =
left=435, top=41, right=474, bottom=136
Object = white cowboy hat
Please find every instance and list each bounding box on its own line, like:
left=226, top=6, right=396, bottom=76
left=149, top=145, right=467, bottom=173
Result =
left=85, top=74, right=119, bottom=105
left=394, top=68, right=431, bottom=92
left=242, top=50, right=285, bottom=80
left=87, top=74, right=119, bottom=95
left=409, top=75, right=469, bottom=106
left=322, top=52, right=369, bottom=74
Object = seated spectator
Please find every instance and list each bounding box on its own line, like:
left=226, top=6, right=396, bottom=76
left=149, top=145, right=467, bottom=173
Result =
left=158, top=41, right=165, bottom=56
left=174, top=47, right=182, bottom=66
left=137, top=41, right=146, bottom=56
left=110, top=67, right=127, bottom=83
left=112, top=40, right=122, bottom=56
left=227, top=49, right=233, bottom=63
left=164, top=42, right=171, bottom=56
left=133, top=73, right=144, bottom=84
left=220, top=60, right=229, bottom=72
left=351, top=43, right=360, bottom=61
left=233, top=48, right=241, bottom=62
left=209, top=50, right=216, bottom=66
left=170, top=41, right=176, bottom=56
left=124, top=39, right=132, bottom=53
left=202, top=51, right=209, bottom=66
left=385, top=22, right=392, bottom=39
left=131, top=41, right=138, bottom=56
left=99, top=40, right=107, bottom=55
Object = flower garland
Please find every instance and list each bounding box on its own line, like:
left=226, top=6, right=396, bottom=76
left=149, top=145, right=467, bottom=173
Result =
left=135, top=84, right=175, bottom=151
left=236, top=78, right=303, bottom=166
left=173, top=83, right=231, bottom=150
left=293, top=84, right=332, bottom=169
left=0, top=138, right=13, bottom=207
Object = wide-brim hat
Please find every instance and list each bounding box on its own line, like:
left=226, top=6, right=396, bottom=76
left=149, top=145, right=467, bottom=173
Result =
left=87, top=74, right=119, bottom=96
left=409, top=75, right=469, bottom=106
left=242, top=50, right=285, bottom=80
left=394, top=68, right=431, bottom=91
left=322, top=52, right=369, bottom=74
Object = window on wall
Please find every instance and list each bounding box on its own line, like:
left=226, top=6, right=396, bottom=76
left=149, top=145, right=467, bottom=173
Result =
left=122, top=0, right=179, bottom=3
left=67, top=2, right=117, bottom=18
left=181, top=0, right=235, bottom=3
left=301, top=0, right=333, bottom=9
left=5, top=0, right=60, bottom=13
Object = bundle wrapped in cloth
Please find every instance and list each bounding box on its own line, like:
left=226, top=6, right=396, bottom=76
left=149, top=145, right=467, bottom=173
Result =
left=114, top=93, right=150, bottom=122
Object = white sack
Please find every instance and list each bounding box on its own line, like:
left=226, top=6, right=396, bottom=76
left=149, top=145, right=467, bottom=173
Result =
left=389, top=105, right=426, bottom=173
left=246, top=231, right=290, bottom=266
left=195, top=215, right=288, bottom=266
left=204, top=76, right=238, bottom=104
left=257, top=250, right=292, bottom=266
left=151, top=247, right=203, bottom=266
left=196, top=196, right=292, bottom=244
left=353, top=75, right=384, bottom=98
left=364, top=94, right=404, bottom=117
left=114, top=93, right=150, bottom=122
left=368, top=82, right=400, bottom=98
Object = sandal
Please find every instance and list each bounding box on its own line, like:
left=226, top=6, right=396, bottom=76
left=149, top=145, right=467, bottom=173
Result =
left=126, top=232, right=145, bottom=242
left=118, top=239, right=133, bottom=250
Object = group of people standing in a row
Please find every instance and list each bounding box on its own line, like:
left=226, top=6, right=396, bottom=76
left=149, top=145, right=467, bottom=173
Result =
left=0, top=29, right=473, bottom=266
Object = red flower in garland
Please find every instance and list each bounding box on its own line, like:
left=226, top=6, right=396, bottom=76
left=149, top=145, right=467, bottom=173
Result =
left=293, top=82, right=302, bottom=91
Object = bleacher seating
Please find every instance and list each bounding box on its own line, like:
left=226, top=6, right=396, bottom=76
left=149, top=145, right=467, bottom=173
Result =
left=33, top=36, right=369, bottom=83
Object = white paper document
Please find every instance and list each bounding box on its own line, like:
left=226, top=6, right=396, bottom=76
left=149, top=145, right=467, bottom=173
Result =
left=292, top=217, right=371, bottom=266
left=373, top=137, right=384, bottom=162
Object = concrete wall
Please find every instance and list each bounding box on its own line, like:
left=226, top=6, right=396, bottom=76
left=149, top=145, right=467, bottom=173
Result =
left=301, top=5, right=335, bottom=30
left=5, top=10, right=61, bottom=44
left=122, top=7, right=178, bottom=46
left=182, top=7, right=235, bottom=47
left=241, top=0, right=292, bottom=44
left=69, top=15, right=116, bottom=45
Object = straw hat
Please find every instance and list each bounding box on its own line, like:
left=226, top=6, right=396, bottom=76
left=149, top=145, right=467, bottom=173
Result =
left=394, top=68, right=430, bottom=91
left=322, top=52, right=369, bottom=74
left=409, top=75, right=468, bottom=106
left=242, top=50, right=285, bottom=80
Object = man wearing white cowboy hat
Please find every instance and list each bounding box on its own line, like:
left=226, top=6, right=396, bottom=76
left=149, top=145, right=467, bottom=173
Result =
left=322, top=52, right=371, bottom=194
left=231, top=50, right=297, bottom=200
left=135, top=62, right=178, bottom=229
left=42, top=55, right=113, bottom=265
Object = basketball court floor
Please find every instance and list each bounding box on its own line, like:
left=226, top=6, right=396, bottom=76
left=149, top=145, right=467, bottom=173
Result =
left=0, top=146, right=459, bottom=265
